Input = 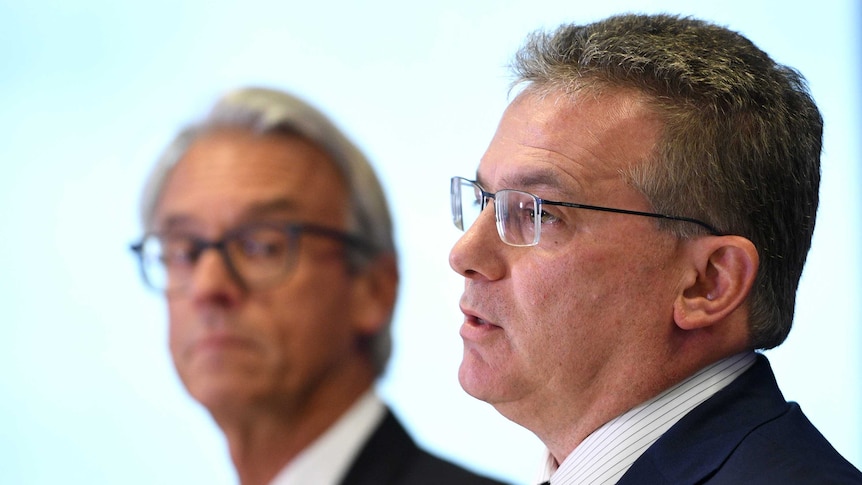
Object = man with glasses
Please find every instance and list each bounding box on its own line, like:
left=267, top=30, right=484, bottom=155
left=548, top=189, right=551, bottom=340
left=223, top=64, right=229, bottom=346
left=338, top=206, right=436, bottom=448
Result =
left=131, top=87, right=506, bottom=485
left=449, top=14, right=862, bottom=485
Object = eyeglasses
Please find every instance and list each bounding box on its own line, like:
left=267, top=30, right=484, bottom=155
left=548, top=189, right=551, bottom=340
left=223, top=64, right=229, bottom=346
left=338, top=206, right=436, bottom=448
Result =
left=451, top=176, right=721, bottom=247
left=130, top=222, right=375, bottom=293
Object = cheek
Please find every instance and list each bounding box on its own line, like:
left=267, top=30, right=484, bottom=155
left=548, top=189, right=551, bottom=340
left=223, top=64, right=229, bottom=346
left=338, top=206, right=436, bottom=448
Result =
left=515, top=250, right=604, bottom=313
left=166, top=302, right=192, bottom=360
left=513, top=247, right=643, bottom=335
left=262, top=274, right=356, bottom=353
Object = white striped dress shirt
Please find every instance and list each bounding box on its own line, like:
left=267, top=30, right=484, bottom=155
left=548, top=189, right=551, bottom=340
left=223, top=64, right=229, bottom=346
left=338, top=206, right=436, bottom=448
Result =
left=536, top=351, right=757, bottom=485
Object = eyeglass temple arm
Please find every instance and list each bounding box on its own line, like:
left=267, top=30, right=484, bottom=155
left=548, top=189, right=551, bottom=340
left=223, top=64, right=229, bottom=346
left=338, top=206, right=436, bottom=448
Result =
left=550, top=200, right=723, bottom=236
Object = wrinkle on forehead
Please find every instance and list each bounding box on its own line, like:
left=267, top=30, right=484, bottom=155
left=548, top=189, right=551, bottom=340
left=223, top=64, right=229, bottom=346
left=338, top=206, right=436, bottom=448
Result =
left=151, top=129, right=349, bottom=234
left=478, top=88, right=662, bottom=199
left=522, top=89, right=659, bottom=158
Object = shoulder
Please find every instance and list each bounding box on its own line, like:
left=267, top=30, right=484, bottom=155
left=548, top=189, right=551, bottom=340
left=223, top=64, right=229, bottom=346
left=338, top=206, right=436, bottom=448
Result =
left=710, top=402, right=862, bottom=483
left=622, top=355, right=862, bottom=484
left=397, top=449, right=509, bottom=485
left=342, top=409, right=510, bottom=485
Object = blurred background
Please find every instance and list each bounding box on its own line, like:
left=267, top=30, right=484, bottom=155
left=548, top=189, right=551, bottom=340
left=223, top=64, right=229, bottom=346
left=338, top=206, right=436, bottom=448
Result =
left=1, top=1, right=859, bottom=483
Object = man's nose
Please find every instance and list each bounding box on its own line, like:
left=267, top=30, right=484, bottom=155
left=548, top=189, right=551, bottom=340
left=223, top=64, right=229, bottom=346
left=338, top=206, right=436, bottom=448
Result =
left=449, top=203, right=507, bottom=281
left=183, top=246, right=245, bottom=305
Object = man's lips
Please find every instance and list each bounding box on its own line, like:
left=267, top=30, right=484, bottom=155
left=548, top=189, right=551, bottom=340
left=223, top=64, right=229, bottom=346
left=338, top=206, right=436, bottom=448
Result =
left=459, top=307, right=503, bottom=340
left=191, top=333, right=256, bottom=354
left=464, top=313, right=500, bottom=328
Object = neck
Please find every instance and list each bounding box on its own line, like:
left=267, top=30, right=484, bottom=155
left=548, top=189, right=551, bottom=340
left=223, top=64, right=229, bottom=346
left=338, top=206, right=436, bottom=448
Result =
left=213, top=365, right=375, bottom=485
left=509, top=326, right=749, bottom=464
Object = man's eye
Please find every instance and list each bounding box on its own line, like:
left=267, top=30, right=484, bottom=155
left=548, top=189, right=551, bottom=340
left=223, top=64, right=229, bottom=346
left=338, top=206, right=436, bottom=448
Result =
left=237, top=235, right=288, bottom=260
left=160, top=240, right=198, bottom=266
left=537, top=210, right=559, bottom=225
left=527, top=209, right=558, bottom=225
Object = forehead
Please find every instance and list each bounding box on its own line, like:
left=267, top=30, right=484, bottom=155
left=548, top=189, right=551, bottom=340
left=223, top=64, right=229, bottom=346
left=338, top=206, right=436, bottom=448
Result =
left=478, top=89, right=662, bottom=194
left=152, top=128, right=349, bottom=229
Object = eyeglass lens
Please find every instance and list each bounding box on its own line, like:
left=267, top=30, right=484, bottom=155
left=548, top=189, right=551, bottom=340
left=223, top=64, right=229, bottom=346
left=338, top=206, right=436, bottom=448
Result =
left=452, top=177, right=540, bottom=247
left=137, top=226, right=297, bottom=292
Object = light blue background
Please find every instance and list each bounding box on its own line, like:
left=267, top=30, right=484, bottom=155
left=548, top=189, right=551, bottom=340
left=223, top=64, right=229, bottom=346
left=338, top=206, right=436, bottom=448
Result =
left=1, top=1, right=859, bottom=483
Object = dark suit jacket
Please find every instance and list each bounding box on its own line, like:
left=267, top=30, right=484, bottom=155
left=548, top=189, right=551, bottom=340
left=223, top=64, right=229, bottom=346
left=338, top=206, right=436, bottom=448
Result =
left=618, top=354, right=862, bottom=484
left=340, top=409, right=510, bottom=485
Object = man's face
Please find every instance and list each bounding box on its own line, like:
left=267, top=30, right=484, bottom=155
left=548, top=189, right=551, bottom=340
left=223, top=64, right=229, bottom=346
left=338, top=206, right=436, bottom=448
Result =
left=449, top=91, right=689, bottom=428
left=152, top=128, right=369, bottom=417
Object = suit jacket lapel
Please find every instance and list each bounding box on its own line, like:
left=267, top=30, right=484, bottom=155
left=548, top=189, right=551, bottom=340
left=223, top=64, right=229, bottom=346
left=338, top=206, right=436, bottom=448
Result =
left=339, top=409, right=418, bottom=485
left=617, top=355, right=788, bottom=484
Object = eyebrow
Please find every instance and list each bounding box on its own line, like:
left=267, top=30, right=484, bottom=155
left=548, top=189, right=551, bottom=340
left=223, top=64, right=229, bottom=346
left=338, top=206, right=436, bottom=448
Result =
left=241, top=198, right=301, bottom=217
left=477, top=167, right=581, bottom=197
left=155, top=198, right=301, bottom=233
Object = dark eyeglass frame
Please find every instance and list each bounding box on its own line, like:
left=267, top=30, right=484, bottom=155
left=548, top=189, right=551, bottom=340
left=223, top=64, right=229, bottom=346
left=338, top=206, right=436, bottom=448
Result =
left=129, top=222, right=377, bottom=293
left=451, top=176, right=722, bottom=246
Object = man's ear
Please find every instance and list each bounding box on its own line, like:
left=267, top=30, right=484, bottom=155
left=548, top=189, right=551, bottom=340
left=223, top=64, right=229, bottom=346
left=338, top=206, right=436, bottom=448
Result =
left=349, top=253, right=399, bottom=335
left=674, top=236, right=759, bottom=330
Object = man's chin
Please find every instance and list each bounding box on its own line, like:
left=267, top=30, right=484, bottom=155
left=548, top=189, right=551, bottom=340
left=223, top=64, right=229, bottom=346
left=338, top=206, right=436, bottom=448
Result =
left=185, top=378, right=262, bottom=414
left=458, top=355, right=500, bottom=403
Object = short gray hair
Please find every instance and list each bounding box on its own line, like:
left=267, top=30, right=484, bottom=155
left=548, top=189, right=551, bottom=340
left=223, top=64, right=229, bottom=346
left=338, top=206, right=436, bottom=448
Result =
left=511, top=14, right=822, bottom=350
left=139, top=86, right=398, bottom=375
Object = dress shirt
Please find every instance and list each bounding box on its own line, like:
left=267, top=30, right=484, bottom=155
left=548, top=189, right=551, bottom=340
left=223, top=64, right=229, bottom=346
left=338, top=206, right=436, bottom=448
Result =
left=536, top=351, right=756, bottom=485
left=269, top=389, right=386, bottom=485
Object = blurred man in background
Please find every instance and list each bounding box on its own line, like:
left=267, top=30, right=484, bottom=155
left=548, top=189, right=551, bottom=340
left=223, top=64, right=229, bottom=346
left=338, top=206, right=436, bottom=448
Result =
left=132, top=87, right=507, bottom=485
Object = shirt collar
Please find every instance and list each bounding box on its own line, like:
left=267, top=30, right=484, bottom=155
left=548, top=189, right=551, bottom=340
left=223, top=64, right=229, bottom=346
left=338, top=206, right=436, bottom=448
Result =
left=536, top=351, right=757, bottom=484
left=269, top=389, right=386, bottom=485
